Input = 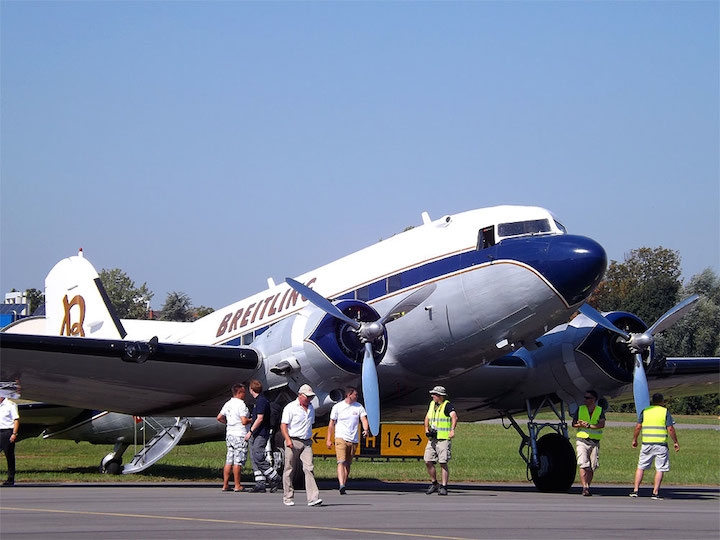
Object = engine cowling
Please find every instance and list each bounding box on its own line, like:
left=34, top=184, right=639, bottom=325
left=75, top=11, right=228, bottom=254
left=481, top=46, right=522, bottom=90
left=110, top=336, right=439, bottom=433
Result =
left=488, top=311, right=652, bottom=411
left=574, top=311, right=651, bottom=384
left=254, top=299, right=386, bottom=415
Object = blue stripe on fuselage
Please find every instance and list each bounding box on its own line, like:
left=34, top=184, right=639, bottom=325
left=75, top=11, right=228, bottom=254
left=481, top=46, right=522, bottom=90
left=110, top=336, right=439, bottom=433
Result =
left=221, top=234, right=605, bottom=346
left=332, top=234, right=606, bottom=308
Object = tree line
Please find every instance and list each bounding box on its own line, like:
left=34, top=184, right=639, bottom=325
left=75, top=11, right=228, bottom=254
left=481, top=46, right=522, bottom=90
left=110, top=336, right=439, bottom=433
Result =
left=97, top=268, right=214, bottom=322
left=588, top=247, right=719, bottom=415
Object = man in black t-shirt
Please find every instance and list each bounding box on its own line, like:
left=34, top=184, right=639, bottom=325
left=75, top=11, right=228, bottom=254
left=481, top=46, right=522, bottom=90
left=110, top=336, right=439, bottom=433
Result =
left=245, top=380, right=281, bottom=492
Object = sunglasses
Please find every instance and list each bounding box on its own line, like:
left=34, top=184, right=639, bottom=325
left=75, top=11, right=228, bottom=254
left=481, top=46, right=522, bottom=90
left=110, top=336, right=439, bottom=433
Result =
left=584, top=396, right=594, bottom=400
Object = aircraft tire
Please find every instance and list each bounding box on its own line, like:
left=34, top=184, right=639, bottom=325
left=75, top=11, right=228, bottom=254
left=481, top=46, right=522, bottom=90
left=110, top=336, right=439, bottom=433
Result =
left=529, top=433, right=576, bottom=492
left=104, top=460, right=123, bottom=475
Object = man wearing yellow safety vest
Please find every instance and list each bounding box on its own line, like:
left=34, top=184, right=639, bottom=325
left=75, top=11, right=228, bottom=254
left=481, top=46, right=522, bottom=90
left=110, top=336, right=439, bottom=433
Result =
left=572, top=389, right=606, bottom=496
left=423, top=385, right=458, bottom=496
left=630, top=393, right=679, bottom=500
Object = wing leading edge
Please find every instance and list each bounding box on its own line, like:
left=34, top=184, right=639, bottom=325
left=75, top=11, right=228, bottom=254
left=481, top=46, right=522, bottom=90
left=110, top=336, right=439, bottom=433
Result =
left=0, top=333, right=260, bottom=416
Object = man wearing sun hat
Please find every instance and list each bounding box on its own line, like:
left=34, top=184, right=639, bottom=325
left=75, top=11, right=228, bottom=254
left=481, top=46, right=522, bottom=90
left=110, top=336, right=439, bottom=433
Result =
left=423, top=385, right=458, bottom=496
left=280, top=384, right=322, bottom=507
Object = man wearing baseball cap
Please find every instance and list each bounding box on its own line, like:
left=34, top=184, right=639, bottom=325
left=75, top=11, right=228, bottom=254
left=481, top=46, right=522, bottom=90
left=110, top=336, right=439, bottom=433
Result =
left=280, top=384, right=322, bottom=507
left=423, top=385, right=458, bottom=496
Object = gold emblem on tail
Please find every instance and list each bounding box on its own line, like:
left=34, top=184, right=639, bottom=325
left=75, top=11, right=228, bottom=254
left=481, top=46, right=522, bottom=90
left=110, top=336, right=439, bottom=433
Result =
left=61, top=295, right=86, bottom=336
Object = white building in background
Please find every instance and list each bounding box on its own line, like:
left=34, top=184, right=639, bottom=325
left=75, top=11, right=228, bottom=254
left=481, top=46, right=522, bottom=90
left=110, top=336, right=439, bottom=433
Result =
left=4, top=291, right=28, bottom=315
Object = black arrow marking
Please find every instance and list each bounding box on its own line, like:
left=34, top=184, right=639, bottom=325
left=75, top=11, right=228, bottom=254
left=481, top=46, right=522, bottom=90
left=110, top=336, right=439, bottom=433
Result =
left=411, top=435, right=422, bottom=445
left=312, top=433, right=325, bottom=443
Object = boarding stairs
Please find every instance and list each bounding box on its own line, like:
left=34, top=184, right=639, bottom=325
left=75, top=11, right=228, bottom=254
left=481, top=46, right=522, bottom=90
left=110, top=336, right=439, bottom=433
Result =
left=122, top=417, right=190, bottom=474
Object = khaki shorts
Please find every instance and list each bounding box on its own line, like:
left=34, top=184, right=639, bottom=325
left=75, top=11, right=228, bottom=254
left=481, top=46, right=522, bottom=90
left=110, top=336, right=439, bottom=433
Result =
left=638, top=444, right=670, bottom=472
left=575, top=438, right=600, bottom=470
left=424, top=439, right=451, bottom=464
left=335, top=438, right=358, bottom=464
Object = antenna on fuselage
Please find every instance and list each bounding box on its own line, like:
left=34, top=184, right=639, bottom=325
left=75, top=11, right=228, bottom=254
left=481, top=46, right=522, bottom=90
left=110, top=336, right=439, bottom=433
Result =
left=421, top=212, right=431, bottom=225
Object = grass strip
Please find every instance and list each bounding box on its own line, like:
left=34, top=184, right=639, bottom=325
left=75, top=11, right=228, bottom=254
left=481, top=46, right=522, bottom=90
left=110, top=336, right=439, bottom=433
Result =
left=2, top=422, right=717, bottom=485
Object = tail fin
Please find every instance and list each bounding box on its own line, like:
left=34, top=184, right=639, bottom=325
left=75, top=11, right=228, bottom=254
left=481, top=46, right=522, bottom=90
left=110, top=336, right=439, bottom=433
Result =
left=45, top=251, right=127, bottom=339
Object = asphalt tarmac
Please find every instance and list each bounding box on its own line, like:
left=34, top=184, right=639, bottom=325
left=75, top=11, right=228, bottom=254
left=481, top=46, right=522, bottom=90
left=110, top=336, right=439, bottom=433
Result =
left=1, top=481, right=718, bottom=539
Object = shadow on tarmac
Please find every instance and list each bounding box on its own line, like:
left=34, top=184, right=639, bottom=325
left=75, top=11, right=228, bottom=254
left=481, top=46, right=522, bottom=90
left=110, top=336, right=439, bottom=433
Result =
left=3, top=479, right=718, bottom=500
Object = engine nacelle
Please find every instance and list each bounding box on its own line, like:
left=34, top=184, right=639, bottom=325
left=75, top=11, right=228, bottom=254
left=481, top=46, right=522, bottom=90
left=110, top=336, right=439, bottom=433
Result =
left=494, top=311, right=651, bottom=410
left=254, top=299, right=386, bottom=415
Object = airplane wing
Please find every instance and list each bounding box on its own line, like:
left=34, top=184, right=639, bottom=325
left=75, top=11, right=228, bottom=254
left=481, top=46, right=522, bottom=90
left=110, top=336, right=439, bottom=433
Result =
left=646, top=356, right=720, bottom=398
left=0, top=333, right=260, bottom=416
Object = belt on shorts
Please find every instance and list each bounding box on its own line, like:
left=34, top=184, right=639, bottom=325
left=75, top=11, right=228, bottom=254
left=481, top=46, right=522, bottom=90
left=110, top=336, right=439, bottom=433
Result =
left=290, top=437, right=310, bottom=442
left=0, top=428, right=13, bottom=432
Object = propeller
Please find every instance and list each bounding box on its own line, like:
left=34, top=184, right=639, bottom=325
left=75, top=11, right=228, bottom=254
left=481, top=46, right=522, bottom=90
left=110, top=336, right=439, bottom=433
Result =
left=285, top=278, right=437, bottom=435
left=578, top=295, right=699, bottom=420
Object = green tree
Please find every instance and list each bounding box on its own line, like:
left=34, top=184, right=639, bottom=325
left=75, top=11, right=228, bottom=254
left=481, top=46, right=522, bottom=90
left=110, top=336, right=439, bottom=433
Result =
left=194, top=305, right=215, bottom=319
left=656, top=268, right=720, bottom=358
left=658, top=269, right=720, bottom=415
left=160, top=291, right=194, bottom=322
left=588, top=246, right=682, bottom=325
left=98, top=268, right=154, bottom=319
left=25, top=288, right=44, bottom=315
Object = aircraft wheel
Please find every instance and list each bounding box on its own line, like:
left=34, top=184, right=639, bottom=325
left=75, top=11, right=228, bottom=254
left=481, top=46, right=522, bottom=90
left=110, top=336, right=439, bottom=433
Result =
left=101, top=456, right=123, bottom=475
left=529, top=433, right=576, bottom=492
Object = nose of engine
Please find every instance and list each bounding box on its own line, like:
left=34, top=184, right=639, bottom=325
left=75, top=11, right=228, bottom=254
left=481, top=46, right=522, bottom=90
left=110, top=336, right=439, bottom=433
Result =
left=542, top=235, right=607, bottom=306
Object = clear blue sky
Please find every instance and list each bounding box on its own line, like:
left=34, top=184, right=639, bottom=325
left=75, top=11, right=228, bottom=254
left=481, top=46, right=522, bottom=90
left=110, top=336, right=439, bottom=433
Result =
left=2, top=1, right=718, bottom=311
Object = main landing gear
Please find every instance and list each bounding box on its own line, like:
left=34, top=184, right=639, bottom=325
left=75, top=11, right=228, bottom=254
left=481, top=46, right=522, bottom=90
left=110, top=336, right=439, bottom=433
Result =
left=503, top=396, right=576, bottom=492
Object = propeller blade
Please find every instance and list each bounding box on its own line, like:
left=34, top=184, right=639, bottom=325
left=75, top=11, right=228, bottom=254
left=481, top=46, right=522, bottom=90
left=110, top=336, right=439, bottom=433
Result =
left=379, top=283, right=437, bottom=325
left=647, top=294, right=700, bottom=336
left=578, top=304, right=631, bottom=340
left=632, top=352, right=650, bottom=422
left=362, top=342, right=380, bottom=436
left=285, top=278, right=361, bottom=330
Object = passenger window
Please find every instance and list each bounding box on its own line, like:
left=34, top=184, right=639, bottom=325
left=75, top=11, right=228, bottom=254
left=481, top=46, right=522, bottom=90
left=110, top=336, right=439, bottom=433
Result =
left=476, top=226, right=495, bottom=250
left=241, top=333, right=254, bottom=345
left=356, top=286, right=369, bottom=302
left=387, top=274, right=402, bottom=293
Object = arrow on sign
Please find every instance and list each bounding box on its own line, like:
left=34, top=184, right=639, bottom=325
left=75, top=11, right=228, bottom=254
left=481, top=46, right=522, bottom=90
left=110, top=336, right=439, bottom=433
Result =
left=411, top=434, right=423, bottom=445
left=312, top=433, right=325, bottom=444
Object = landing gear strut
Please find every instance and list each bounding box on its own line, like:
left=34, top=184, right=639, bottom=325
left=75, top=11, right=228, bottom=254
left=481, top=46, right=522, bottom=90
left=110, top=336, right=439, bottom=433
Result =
left=503, top=396, right=576, bottom=492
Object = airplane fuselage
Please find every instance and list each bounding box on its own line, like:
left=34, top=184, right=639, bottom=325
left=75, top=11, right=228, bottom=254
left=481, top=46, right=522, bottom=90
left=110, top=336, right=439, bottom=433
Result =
left=154, top=205, right=606, bottom=418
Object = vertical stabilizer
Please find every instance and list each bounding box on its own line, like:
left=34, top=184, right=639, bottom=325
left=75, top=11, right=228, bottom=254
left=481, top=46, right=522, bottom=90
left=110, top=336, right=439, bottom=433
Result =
left=45, top=252, right=127, bottom=339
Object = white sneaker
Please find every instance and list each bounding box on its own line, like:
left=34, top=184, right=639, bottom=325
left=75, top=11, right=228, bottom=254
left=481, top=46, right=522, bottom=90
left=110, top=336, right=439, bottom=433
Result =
left=283, top=499, right=295, bottom=506
left=307, top=498, right=323, bottom=507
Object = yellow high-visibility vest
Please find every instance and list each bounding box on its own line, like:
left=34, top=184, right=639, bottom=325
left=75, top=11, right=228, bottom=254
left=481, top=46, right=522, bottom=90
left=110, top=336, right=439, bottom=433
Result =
left=576, top=405, right=603, bottom=440
left=641, top=406, right=668, bottom=444
left=427, top=400, right=452, bottom=440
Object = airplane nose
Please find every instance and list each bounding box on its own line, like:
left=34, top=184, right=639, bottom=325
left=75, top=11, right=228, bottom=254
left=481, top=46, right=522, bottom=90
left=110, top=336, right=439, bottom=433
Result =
left=542, top=235, right=607, bottom=306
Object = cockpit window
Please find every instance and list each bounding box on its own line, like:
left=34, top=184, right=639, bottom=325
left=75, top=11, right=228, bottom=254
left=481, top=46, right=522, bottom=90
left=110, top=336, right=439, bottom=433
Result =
left=497, top=219, right=551, bottom=238
left=554, top=220, right=567, bottom=234
left=476, top=226, right=496, bottom=250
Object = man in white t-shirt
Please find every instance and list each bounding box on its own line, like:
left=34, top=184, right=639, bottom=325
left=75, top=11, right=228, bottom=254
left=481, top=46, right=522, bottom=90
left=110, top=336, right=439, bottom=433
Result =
left=217, top=383, right=250, bottom=492
left=326, top=386, right=369, bottom=494
left=0, top=396, right=20, bottom=486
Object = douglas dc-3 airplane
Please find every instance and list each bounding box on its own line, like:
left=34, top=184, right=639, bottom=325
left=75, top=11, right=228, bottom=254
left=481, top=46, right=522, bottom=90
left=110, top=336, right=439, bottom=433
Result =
left=1, top=205, right=717, bottom=490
